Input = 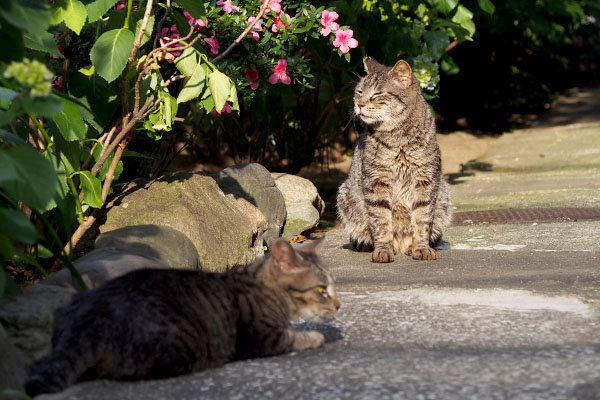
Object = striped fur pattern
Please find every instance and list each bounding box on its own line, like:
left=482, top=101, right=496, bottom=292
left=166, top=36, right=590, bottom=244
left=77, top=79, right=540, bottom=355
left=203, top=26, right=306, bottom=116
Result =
left=337, top=57, right=452, bottom=262
left=25, top=239, right=339, bottom=396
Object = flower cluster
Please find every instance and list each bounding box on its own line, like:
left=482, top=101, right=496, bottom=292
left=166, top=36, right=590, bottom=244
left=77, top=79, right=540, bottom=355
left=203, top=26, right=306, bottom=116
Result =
left=413, top=55, right=439, bottom=92
left=3, top=59, right=54, bottom=97
left=152, top=4, right=359, bottom=102
left=320, top=10, right=358, bottom=55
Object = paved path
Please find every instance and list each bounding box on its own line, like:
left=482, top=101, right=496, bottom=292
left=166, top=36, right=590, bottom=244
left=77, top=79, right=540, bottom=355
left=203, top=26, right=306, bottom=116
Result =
left=40, top=91, right=600, bottom=400
left=41, top=224, right=600, bottom=400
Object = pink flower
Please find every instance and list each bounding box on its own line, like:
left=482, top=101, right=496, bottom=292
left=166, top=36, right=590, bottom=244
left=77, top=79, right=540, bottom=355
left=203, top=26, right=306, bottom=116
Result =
left=246, top=16, right=263, bottom=42
left=262, top=0, right=282, bottom=13
left=320, top=10, right=339, bottom=37
left=53, top=77, right=63, bottom=91
left=333, top=29, right=358, bottom=55
left=205, top=31, right=220, bottom=55
left=244, top=68, right=260, bottom=90
left=160, top=25, right=182, bottom=62
left=212, top=103, right=232, bottom=116
left=115, top=0, right=137, bottom=10
left=183, top=10, right=208, bottom=30
left=216, top=0, right=240, bottom=14
left=271, top=12, right=292, bottom=33
left=269, top=59, right=291, bottom=85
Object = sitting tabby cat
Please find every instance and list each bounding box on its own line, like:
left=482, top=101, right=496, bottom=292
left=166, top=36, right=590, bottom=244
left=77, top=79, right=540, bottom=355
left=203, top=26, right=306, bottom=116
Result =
left=337, top=57, right=452, bottom=262
left=26, top=238, right=339, bottom=396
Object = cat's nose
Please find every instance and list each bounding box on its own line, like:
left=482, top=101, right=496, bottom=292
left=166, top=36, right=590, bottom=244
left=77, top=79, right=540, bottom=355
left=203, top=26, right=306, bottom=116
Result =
left=333, top=297, right=341, bottom=310
left=357, top=103, right=364, bottom=109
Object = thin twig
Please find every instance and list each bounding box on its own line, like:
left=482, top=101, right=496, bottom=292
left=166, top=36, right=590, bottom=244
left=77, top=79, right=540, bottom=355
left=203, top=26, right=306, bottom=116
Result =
left=446, top=40, right=458, bottom=52
left=153, top=0, right=171, bottom=49
left=128, top=0, right=154, bottom=63
left=211, top=0, right=270, bottom=63
left=81, top=131, right=109, bottom=171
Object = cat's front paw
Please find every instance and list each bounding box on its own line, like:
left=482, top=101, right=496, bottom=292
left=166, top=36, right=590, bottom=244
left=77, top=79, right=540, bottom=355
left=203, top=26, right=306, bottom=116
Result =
left=291, top=330, right=325, bottom=351
left=412, top=246, right=436, bottom=260
left=372, top=247, right=394, bottom=263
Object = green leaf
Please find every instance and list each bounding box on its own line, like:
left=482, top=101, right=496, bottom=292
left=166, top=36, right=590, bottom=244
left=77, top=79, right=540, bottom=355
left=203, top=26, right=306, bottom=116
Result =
left=177, top=59, right=207, bottom=103
left=69, top=71, right=119, bottom=129
left=431, top=0, right=457, bottom=15
left=52, top=98, right=88, bottom=141
left=23, top=31, right=59, bottom=56
left=0, top=22, right=25, bottom=63
left=451, top=5, right=475, bottom=36
left=52, top=0, right=88, bottom=35
left=90, top=28, right=135, bottom=83
left=451, top=4, right=474, bottom=24
left=0, top=208, right=39, bottom=243
left=123, top=150, right=151, bottom=159
left=177, top=0, right=205, bottom=18
left=0, top=145, right=61, bottom=211
left=75, top=170, right=102, bottom=208
left=86, top=0, right=119, bottom=22
left=21, top=96, right=63, bottom=118
left=477, top=0, right=495, bottom=14
left=207, top=70, right=231, bottom=114
left=424, top=30, right=450, bottom=58
left=78, top=65, right=96, bottom=76
left=175, top=48, right=198, bottom=77
left=228, top=81, right=239, bottom=112
left=200, top=95, right=215, bottom=113
left=0, top=129, right=26, bottom=146
left=0, top=0, right=51, bottom=36
left=135, top=14, right=155, bottom=47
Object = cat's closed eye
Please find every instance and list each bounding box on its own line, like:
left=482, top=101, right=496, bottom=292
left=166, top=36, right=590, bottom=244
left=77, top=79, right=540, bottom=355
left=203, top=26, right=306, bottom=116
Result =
left=356, top=89, right=363, bottom=95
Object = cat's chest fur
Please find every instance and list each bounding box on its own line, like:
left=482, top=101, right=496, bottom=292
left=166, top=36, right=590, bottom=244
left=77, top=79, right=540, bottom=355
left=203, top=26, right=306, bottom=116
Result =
left=362, top=128, right=435, bottom=186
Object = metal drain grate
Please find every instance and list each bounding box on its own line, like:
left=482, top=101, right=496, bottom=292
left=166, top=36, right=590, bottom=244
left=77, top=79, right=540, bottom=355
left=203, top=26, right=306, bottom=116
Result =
left=452, top=207, right=600, bottom=225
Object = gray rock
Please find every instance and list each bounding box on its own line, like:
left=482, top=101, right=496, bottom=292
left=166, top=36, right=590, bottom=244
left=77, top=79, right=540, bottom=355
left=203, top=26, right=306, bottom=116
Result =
left=39, top=248, right=170, bottom=291
left=95, top=225, right=200, bottom=270
left=213, top=163, right=287, bottom=246
left=271, top=173, right=326, bottom=239
left=0, top=285, right=76, bottom=364
left=100, top=172, right=267, bottom=272
left=0, top=323, right=26, bottom=395
left=229, top=196, right=268, bottom=256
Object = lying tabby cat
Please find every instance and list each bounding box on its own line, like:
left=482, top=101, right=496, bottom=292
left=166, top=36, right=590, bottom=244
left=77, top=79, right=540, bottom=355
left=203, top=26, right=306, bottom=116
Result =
left=337, top=57, right=452, bottom=262
left=26, top=238, right=339, bottom=396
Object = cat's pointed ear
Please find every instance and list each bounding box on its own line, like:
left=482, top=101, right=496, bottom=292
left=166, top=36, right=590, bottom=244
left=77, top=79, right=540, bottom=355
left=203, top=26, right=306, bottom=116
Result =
left=272, top=240, right=301, bottom=273
left=390, top=60, right=413, bottom=89
left=300, top=236, right=325, bottom=254
left=363, top=56, right=385, bottom=74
